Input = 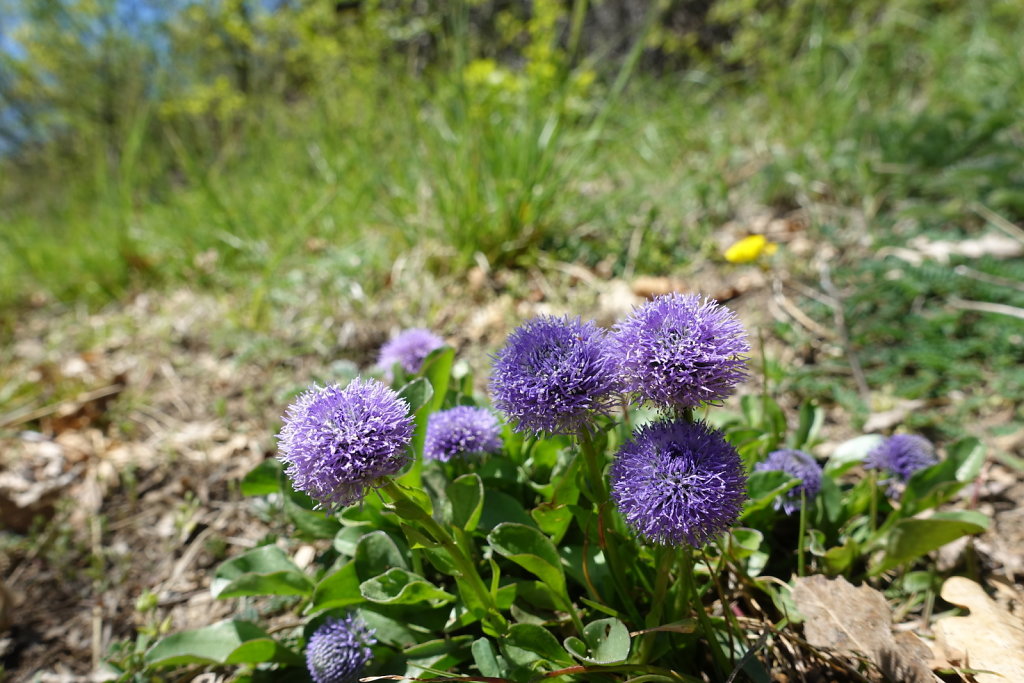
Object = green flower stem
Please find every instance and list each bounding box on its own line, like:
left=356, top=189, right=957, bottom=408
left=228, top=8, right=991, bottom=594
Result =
left=797, top=490, right=808, bottom=577
left=577, top=430, right=608, bottom=504
left=380, top=479, right=508, bottom=635
left=577, top=431, right=643, bottom=624
left=637, top=545, right=676, bottom=663
left=680, top=548, right=729, bottom=678
left=869, top=470, right=879, bottom=534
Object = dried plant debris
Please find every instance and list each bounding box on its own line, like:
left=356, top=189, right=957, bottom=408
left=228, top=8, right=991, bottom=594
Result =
left=792, top=574, right=937, bottom=683
left=934, top=577, right=1024, bottom=683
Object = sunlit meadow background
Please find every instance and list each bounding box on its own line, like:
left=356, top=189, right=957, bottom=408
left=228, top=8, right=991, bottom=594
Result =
left=2, top=0, right=1023, bottom=447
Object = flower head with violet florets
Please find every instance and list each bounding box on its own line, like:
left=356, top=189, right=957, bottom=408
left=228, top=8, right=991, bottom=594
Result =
left=864, top=433, right=937, bottom=489
left=377, top=328, right=445, bottom=378
left=277, top=378, right=413, bottom=509
left=306, top=613, right=376, bottom=683
left=610, top=419, right=747, bottom=547
left=424, top=406, right=503, bottom=462
left=755, top=449, right=823, bottom=515
left=609, top=293, right=750, bottom=410
left=490, top=315, right=619, bottom=436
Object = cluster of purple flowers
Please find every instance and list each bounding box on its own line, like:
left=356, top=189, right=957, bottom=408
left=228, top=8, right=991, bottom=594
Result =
left=610, top=420, right=747, bottom=546
left=424, top=406, right=502, bottom=462
left=610, top=293, right=750, bottom=410
left=306, top=613, right=375, bottom=683
left=277, top=379, right=414, bottom=509
left=489, top=293, right=752, bottom=547
left=489, top=295, right=750, bottom=438
left=376, top=327, right=445, bottom=378
left=865, top=433, right=937, bottom=495
left=755, top=449, right=823, bottom=515
left=489, top=315, right=620, bottom=436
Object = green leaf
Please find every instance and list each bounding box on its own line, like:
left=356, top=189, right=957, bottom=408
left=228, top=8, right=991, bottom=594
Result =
left=240, top=458, right=282, bottom=496
left=826, top=434, right=884, bottom=475
left=504, top=623, right=574, bottom=667
left=531, top=502, right=574, bottom=544
left=900, top=441, right=984, bottom=517
left=354, top=530, right=409, bottom=581
left=145, top=620, right=298, bottom=667
left=950, top=437, right=985, bottom=482
left=310, top=561, right=362, bottom=611
left=817, top=475, right=843, bottom=525
left=487, top=523, right=565, bottom=592
left=360, top=567, right=456, bottom=606
left=210, top=545, right=312, bottom=599
left=283, top=487, right=342, bottom=539
left=398, top=377, right=434, bottom=414
left=823, top=537, right=859, bottom=575
left=448, top=473, right=484, bottom=532
left=794, top=400, right=824, bottom=450
left=870, top=510, right=990, bottom=575
left=741, top=470, right=798, bottom=519
left=479, top=489, right=536, bottom=531
left=422, top=346, right=455, bottom=413
left=563, top=618, right=631, bottom=665
left=403, top=635, right=473, bottom=679
left=471, top=637, right=504, bottom=678
left=357, top=608, right=419, bottom=648
left=513, top=580, right=561, bottom=611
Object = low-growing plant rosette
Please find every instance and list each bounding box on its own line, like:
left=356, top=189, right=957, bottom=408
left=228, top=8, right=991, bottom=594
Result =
left=136, top=297, right=992, bottom=683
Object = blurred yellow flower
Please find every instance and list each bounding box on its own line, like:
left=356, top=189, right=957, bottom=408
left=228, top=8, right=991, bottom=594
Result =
left=463, top=59, right=498, bottom=86
left=724, top=234, right=777, bottom=263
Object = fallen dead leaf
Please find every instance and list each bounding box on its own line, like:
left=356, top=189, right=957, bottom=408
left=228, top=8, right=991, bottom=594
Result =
left=934, top=576, right=1024, bottom=683
left=631, top=275, right=688, bottom=299
left=881, top=233, right=1024, bottom=266
left=863, top=399, right=927, bottom=433
left=792, top=574, right=936, bottom=683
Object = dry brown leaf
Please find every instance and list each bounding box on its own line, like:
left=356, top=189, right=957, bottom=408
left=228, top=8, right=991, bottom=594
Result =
left=863, top=399, right=927, bottom=433
left=934, top=577, right=1024, bottom=683
left=631, top=275, right=687, bottom=299
left=792, top=574, right=936, bottom=683
left=882, top=233, right=1024, bottom=266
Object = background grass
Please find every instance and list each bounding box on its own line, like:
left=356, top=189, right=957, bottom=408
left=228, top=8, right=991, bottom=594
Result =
left=2, top=0, right=1022, bottom=434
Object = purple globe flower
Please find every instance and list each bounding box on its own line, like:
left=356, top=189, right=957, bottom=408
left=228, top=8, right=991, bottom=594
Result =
left=277, top=378, right=414, bottom=508
left=610, top=419, right=747, bottom=547
left=424, top=406, right=503, bottom=462
left=755, top=449, right=823, bottom=515
left=306, top=614, right=375, bottom=683
left=489, top=315, right=619, bottom=436
left=864, top=434, right=937, bottom=482
left=609, top=293, right=750, bottom=410
left=377, top=328, right=445, bottom=378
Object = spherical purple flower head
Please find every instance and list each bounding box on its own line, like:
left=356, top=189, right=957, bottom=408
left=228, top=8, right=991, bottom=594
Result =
left=754, top=449, right=823, bottom=515
left=864, top=434, right=937, bottom=483
left=424, top=406, right=503, bottom=462
left=609, top=293, right=750, bottom=410
left=377, top=328, right=445, bottom=378
left=306, top=613, right=376, bottom=683
left=489, top=315, right=619, bottom=436
left=610, top=419, right=747, bottom=547
left=277, top=379, right=414, bottom=508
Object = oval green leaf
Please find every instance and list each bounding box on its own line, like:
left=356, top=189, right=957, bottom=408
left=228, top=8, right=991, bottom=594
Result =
left=211, top=545, right=312, bottom=599
left=448, top=473, right=484, bottom=532
left=487, top=523, right=564, bottom=592
left=504, top=623, right=574, bottom=667
left=563, top=617, right=631, bottom=665
left=360, top=567, right=455, bottom=605
left=145, top=619, right=298, bottom=667
left=871, top=510, right=990, bottom=575
left=310, top=561, right=362, bottom=611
